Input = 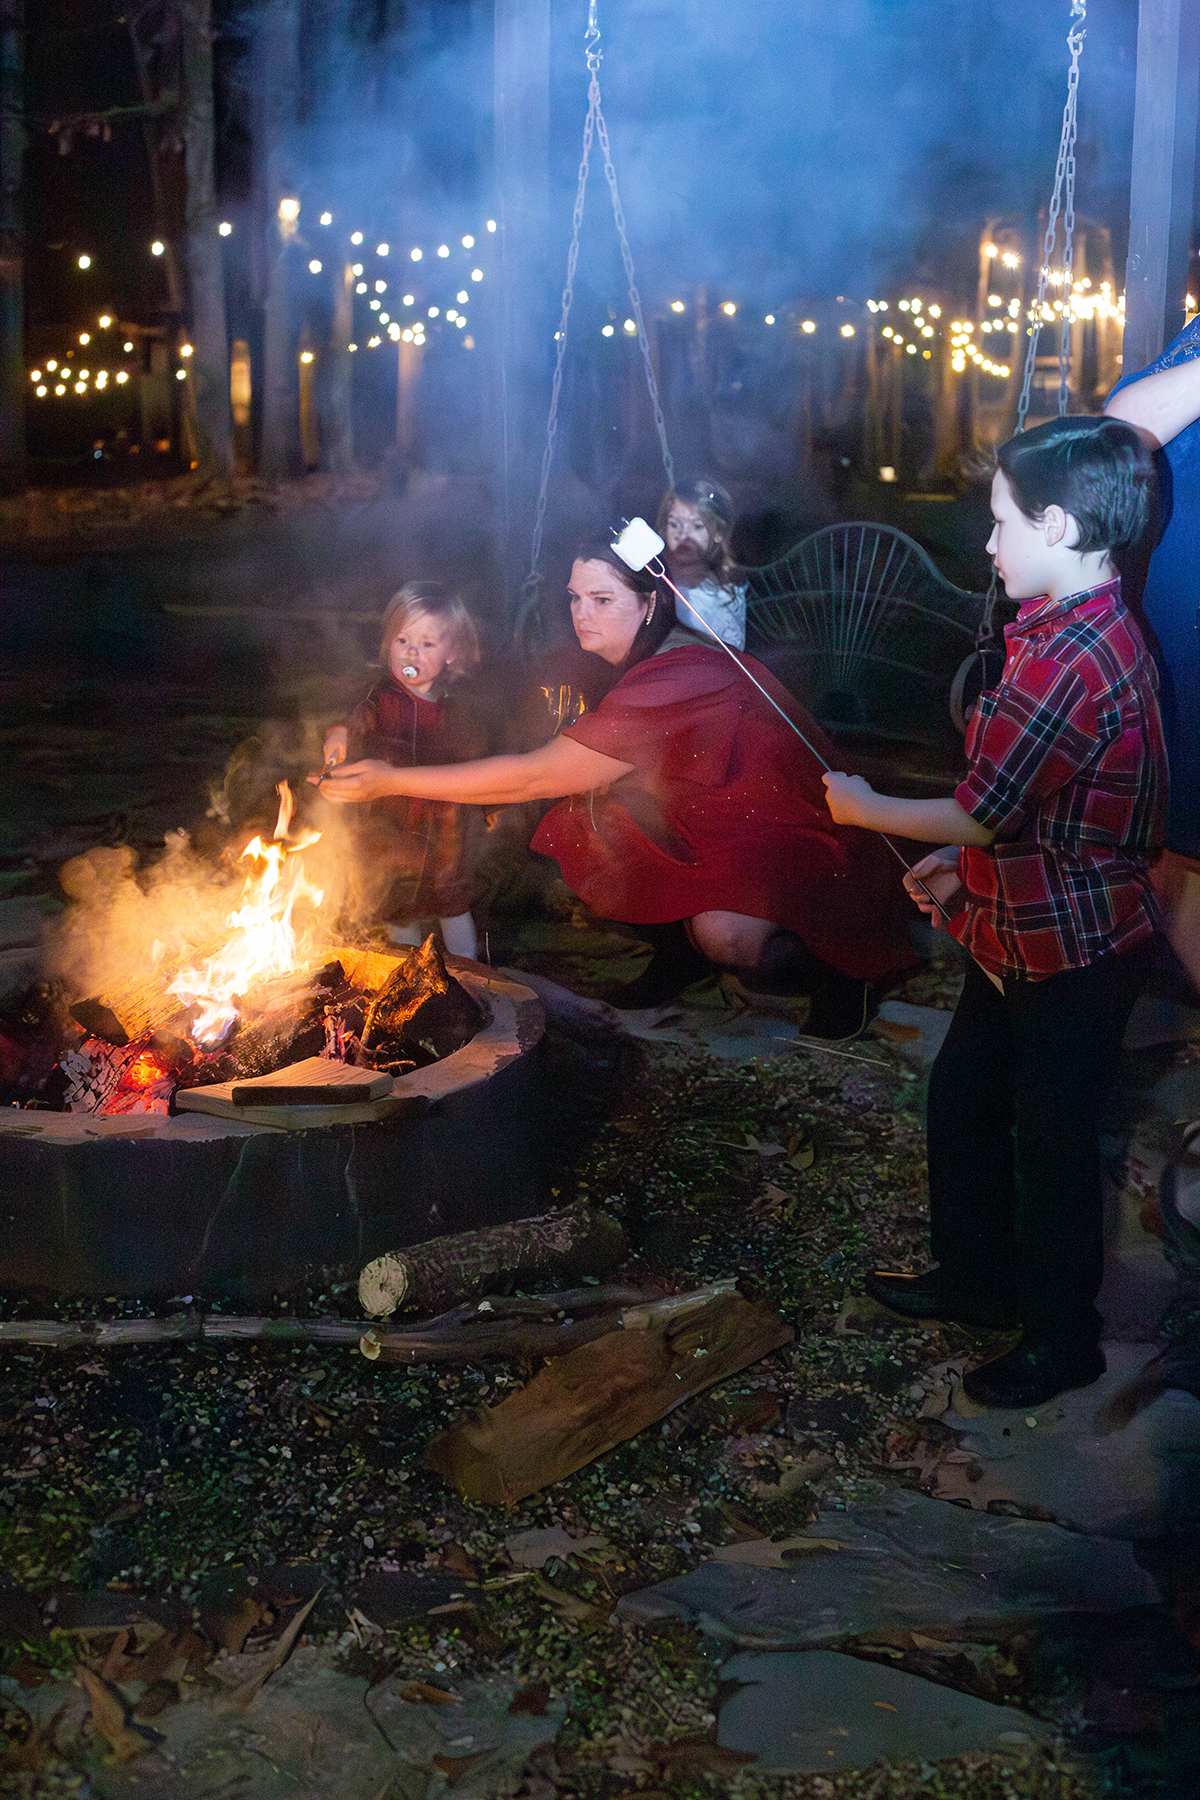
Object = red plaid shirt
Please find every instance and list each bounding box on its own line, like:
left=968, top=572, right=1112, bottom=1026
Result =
left=952, top=577, right=1165, bottom=980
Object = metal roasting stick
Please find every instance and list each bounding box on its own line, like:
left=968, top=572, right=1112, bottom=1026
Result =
left=608, top=519, right=952, bottom=925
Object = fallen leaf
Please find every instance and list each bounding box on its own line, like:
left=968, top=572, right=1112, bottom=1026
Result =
left=99, top=1627, right=133, bottom=1683
left=509, top=1681, right=551, bottom=1716
left=651, top=1734, right=758, bottom=1773
left=204, top=1593, right=272, bottom=1655
left=77, top=1667, right=162, bottom=1764
left=786, top=1128, right=816, bottom=1170
left=713, top=1536, right=840, bottom=1567
left=134, top=1679, right=180, bottom=1719
left=398, top=1681, right=460, bottom=1706
left=718, top=1502, right=766, bottom=1541
left=225, top=1588, right=321, bottom=1710
left=874, top=1701, right=900, bottom=1712
left=432, top=1751, right=487, bottom=1784
left=870, top=1018, right=921, bottom=1044
left=505, top=1525, right=611, bottom=1568
left=531, top=1574, right=611, bottom=1631
left=439, top=1542, right=483, bottom=1583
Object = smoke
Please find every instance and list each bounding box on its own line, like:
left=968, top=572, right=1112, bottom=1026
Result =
left=46, top=722, right=365, bottom=1019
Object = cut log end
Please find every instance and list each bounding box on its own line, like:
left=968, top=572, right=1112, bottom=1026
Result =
left=359, top=1254, right=411, bottom=1319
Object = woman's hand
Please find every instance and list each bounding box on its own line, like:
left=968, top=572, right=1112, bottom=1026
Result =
left=902, top=845, right=965, bottom=922
left=821, top=771, right=879, bottom=827
left=308, top=759, right=399, bottom=803
left=322, top=725, right=348, bottom=769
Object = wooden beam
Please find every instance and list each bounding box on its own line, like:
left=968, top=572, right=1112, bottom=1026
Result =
left=1123, top=0, right=1200, bottom=372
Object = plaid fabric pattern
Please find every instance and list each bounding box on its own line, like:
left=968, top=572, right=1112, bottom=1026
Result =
left=953, top=578, right=1166, bottom=979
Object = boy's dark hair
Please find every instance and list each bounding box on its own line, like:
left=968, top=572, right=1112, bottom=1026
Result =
left=996, top=415, right=1154, bottom=554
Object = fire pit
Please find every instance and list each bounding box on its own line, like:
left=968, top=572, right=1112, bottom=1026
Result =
left=0, top=956, right=544, bottom=1297
left=0, top=787, right=546, bottom=1297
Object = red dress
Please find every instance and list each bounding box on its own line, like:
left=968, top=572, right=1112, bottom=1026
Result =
left=531, top=643, right=913, bottom=981
left=346, top=680, right=486, bottom=920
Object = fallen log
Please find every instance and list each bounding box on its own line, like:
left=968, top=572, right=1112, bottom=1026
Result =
left=423, top=1286, right=794, bottom=1505
left=0, top=1286, right=648, bottom=1359
left=358, top=1203, right=628, bottom=1318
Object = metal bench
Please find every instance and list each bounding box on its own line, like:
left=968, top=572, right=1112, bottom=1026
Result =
left=744, top=523, right=987, bottom=749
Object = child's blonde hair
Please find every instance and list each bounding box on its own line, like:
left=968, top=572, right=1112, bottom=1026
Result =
left=379, top=582, right=481, bottom=677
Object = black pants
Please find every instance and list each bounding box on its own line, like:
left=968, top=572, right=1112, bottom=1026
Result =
left=926, top=954, right=1144, bottom=1346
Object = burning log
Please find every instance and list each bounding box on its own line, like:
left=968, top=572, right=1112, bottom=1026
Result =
left=358, top=1203, right=629, bottom=1319
left=359, top=935, right=482, bottom=1072
left=423, top=1286, right=795, bottom=1505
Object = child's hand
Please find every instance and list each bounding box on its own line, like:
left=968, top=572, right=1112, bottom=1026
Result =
left=308, top=759, right=396, bottom=803
left=903, top=846, right=965, bottom=923
left=822, top=770, right=878, bottom=826
left=322, top=726, right=348, bottom=768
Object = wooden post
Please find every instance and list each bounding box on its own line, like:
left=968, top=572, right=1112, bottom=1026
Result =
left=0, top=0, right=23, bottom=491
left=179, top=0, right=234, bottom=486
left=1123, top=0, right=1200, bottom=372
left=493, top=0, right=551, bottom=619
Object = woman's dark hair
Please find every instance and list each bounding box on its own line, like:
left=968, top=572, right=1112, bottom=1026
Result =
left=569, top=542, right=677, bottom=669
left=996, top=416, right=1155, bottom=554
left=655, top=476, right=738, bottom=582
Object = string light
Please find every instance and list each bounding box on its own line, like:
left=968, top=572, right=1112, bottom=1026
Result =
left=623, top=318, right=636, bottom=333
left=764, top=314, right=775, bottom=324
left=77, top=254, right=91, bottom=269
left=36, top=385, right=46, bottom=397
left=801, top=320, right=816, bottom=333
left=116, top=371, right=128, bottom=384
left=601, top=323, right=614, bottom=336
left=29, top=370, right=40, bottom=382
left=78, top=333, right=90, bottom=345
left=123, top=340, right=133, bottom=352
left=180, top=343, right=193, bottom=357
left=351, top=231, right=363, bottom=245
left=841, top=324, right=855, bottom=337
left=175, top=368, right=187, bottom=380
left=299, top=350, right=314, bottom=363
left=356, top=282, right=367, bottom=294
left=98, top=315, right=111, bottom=328
left=377, top=243, right=389, bottom=256
left=46, top=360, right=57, bottom=371
left=403, top=294, right=414, bottom=305
left=456, top=290, right=468, bottom=303
left=471, top=269, right=482, bottom=281
left=151, top=241, right=164, bottom=256
left=720, top=301, right=736, bottom=316
left=437, top=244, right=450, bottom=257
left=410, top=247, right=422, bottom=261
left=486, top=220, right=496, bottom=231
left=319, top=212, right=332, bottom=226
left=308, top=259, right=322, bottom=274
left=219, top=221, right=232, bottom=236
left=278, top=198, right=300, bottom=224
left=462, top=235, right=474, bottom=248
left=670, top=300, right=685, bottom=312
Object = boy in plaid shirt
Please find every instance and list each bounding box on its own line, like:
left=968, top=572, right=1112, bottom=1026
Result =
left=824, top=416, right=1165, bottom=1409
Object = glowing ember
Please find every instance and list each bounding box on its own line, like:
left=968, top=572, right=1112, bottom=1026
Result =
left=167, top=783, right=324, bottom=1045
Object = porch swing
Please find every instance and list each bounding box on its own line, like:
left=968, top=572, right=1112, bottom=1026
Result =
left=518, top=0, right=1088, bottom=746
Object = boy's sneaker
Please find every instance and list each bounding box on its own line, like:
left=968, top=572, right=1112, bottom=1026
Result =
left=961, top=1339, right=1106, bottom=1409
left=864, top=1268, right=1017, bottom=1331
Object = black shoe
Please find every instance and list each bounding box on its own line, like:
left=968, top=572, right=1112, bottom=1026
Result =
left=864, top=1269, right=1018, bottom=1331
left=961, top=1339, right=1106, bottom=1409
left=609, top=926, right=710, bottom=1008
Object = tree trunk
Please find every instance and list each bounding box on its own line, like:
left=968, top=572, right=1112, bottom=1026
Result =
left=358, top=1204, right=628, bottom=1318
left=0, top=0, right=24, bottom=491
left=179, top=0, right=233, bottom=486
left=317, top=260, right=355, bottom=475
left=253, top=0, right=300, bottom=480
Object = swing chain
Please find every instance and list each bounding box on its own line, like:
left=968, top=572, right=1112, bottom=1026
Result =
left=517, top=47, right=599, bottom=641
left=1015, top=0, right=1085, bottom=433
left=517, top=1, right=674, bottom=648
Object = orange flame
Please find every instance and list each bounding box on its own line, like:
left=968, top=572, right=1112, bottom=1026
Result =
left=166, top=783, right=324, bottom=1045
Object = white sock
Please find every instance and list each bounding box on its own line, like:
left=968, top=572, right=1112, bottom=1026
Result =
left=439, top=912, right=478, bottom=959
left=386, top=921, right=425, bottom=947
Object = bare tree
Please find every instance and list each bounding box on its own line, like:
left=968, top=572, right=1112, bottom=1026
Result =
left=0, top=0, right=24, bottom=492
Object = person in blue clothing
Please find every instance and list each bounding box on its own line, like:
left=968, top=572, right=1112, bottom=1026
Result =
left=1106, top=319, right=1200, bottom=991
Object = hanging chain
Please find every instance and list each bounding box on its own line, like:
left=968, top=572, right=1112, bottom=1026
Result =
left=594, top=100, right=675, bottom=490
left=517, top=0, right=673, bottom=646
left=518, top=21, right=600, bottom=632
left=1016, top=0, right=1085, bottom=432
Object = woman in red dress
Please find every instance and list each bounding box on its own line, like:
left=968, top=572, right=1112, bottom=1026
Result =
left=314, top=547, right=914, bottom=1031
